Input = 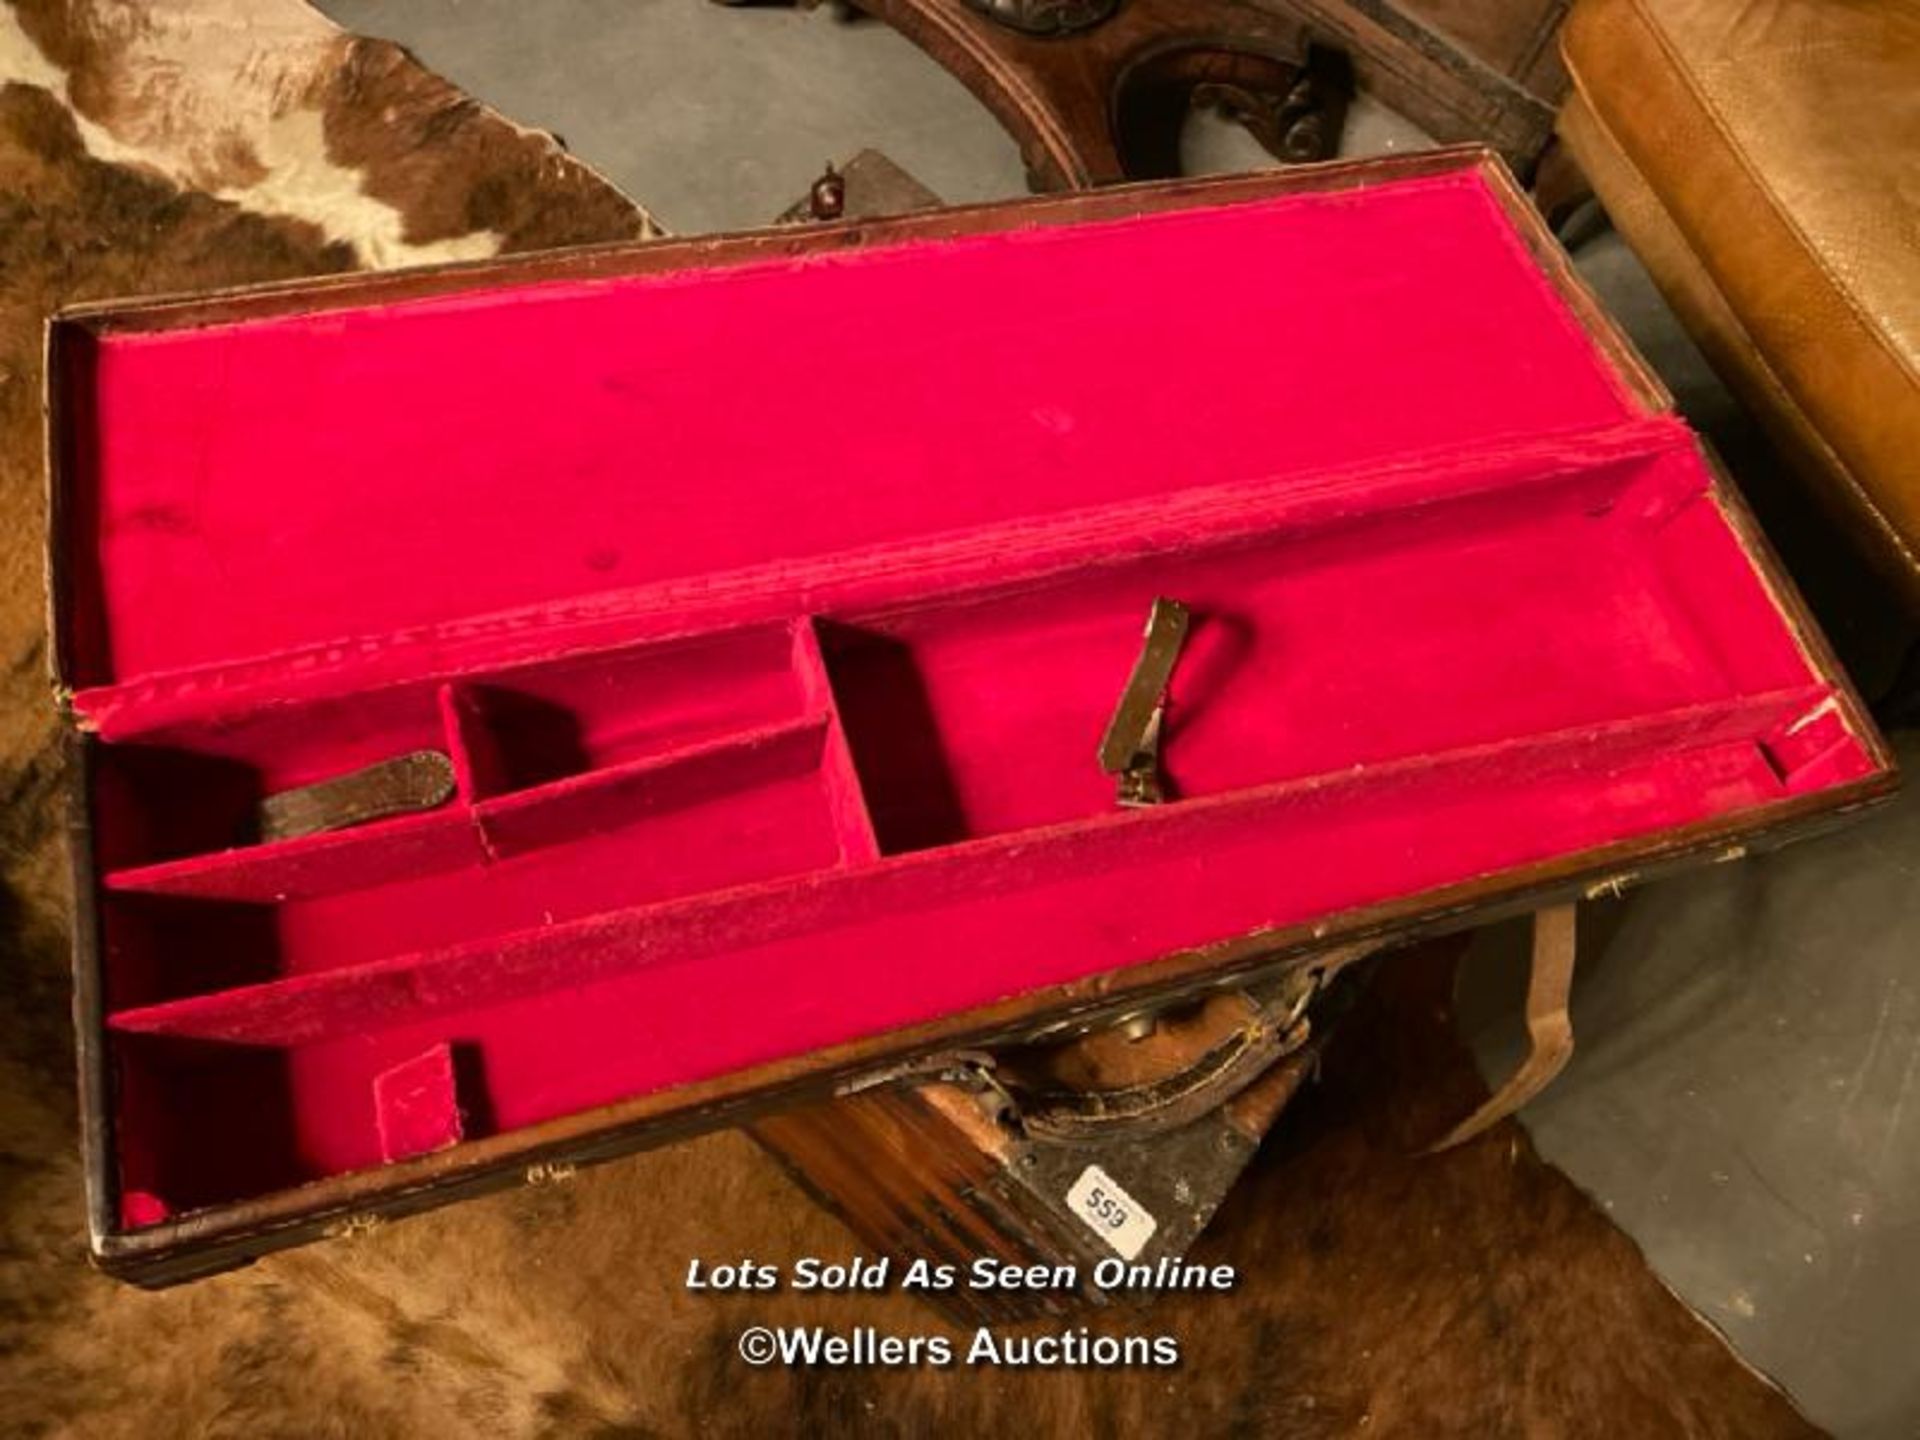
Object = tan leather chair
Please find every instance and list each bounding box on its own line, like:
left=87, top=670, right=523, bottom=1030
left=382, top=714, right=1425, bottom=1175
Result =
left=1557, top=0, right=1920, bottom=613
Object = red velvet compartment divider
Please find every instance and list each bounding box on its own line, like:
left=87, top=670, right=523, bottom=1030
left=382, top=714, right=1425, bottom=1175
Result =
left=56, top=165, right=1888, bottom=1226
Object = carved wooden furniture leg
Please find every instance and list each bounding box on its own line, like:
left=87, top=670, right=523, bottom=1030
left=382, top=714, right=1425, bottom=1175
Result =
left=717, top=0, right=1344, bottom=189
left=716, top=0, right=1571, bottom=185
left=961, top=0, right=1120, bottom=37
left=1424, top=903, right=1578, bottom=1153
left=863, top=0, right=1348, bottom=187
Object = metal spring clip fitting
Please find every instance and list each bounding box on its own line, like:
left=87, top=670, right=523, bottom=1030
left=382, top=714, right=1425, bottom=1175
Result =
left=1097, top=597, right=1191, bottom=807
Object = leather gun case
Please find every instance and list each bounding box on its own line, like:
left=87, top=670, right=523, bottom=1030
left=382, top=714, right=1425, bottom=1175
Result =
left=45, top=147, right=1896, bottom=1285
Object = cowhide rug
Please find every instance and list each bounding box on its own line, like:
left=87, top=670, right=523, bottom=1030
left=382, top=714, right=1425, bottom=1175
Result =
left=0, top=3, right=1820, bottom=1434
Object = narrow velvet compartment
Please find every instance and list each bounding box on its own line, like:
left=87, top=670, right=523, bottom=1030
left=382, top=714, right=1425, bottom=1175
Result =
left=105, top=684, right=1845, bottom=1043
left=819, top=452, right=1807, bottom=853
left=101, top=894, right=290, bottom=1011
left=443, top=621, right=803, bottom=797
left=100, top=619, right=816, bottom=900
left=112, top=1034, right=316, bottom=1217
left=92, top=617, right=849, bottom=1032
left=263, top=744, right=844, bottom=970
left=104, top=807, right=484, bottom=905
left=88, top=680, right=454, bottom=870
left=102, top=717, right=844, bottom=1006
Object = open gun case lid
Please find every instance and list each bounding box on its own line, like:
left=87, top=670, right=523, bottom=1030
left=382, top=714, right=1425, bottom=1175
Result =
left=45, top=147, right=1896, bottom=1285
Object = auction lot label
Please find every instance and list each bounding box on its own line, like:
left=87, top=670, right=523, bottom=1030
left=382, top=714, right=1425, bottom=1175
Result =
left=1064, top=1164, right=1157, bottom=1259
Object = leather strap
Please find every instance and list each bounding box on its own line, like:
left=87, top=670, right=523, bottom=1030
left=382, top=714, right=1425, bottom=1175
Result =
left=1423, top=903, right=1577, bottom=1153
left=258, top=750, right=457, bottom=843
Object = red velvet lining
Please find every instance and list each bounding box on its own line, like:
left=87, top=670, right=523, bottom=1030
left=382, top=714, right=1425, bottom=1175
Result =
left=62, top=172, right=1638, bottom=700
left=56, top=166, right=1886, bottom=1225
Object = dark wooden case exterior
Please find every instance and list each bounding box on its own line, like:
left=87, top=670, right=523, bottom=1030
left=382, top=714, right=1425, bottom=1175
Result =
left=47, top=148, right=1897, bottom=1287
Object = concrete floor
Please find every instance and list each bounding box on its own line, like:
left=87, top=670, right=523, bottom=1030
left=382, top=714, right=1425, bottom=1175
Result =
left=316, top=4, right=1920, bottom=1433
